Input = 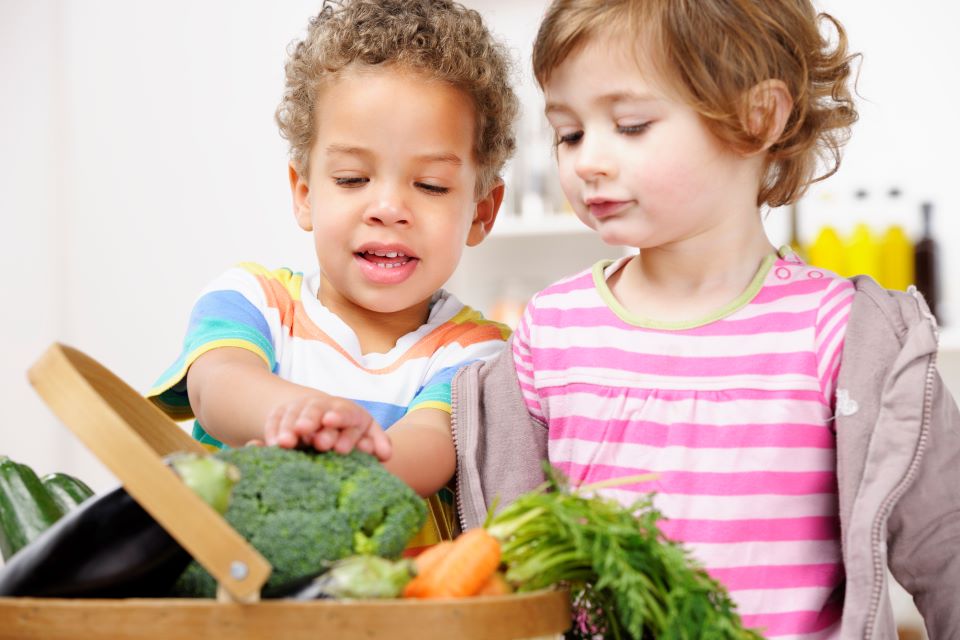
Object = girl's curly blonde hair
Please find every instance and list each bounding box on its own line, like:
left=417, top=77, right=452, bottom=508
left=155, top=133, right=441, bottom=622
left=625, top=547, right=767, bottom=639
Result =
left=276, top=0, right=518, bottom=198
left=533, top=0, right=860, bottom=208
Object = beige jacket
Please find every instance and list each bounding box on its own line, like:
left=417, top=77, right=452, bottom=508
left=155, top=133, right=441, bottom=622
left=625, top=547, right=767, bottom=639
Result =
left=451, top=276, right=960, bottom=639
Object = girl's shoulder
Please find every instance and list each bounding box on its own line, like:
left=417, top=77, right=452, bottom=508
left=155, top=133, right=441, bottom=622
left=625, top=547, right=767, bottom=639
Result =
left=757, top=252, right=855, bottom=312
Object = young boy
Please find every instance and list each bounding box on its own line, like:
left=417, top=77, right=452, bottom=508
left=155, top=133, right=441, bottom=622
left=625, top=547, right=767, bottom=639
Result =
left=149, top=0, right=518, bottom=545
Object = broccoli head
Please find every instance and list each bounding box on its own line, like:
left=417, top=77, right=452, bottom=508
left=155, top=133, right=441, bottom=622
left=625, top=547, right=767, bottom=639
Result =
left=171, top=446, right=427, bottom=597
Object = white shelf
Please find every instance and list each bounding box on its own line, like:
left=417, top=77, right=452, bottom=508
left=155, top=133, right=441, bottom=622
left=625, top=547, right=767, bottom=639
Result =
left=491, top=214, right=591, bottom=238
left=939, top=327, right=960, bottom=354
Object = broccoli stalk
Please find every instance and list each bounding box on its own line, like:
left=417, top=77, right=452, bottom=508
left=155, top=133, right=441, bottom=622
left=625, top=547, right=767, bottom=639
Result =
left=169, top=453, right=239, bottom=515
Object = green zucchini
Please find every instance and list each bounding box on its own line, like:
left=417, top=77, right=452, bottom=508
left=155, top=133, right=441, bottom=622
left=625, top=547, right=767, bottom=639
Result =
left=41, top=472, right=95, bottom=515
left=0, top=457, right=65, bottom=560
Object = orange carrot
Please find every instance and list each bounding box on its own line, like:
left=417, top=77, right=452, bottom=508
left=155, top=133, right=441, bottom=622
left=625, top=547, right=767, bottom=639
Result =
left=406, top=528, right=501, bottom=598
left=475, top=571, right=513, bottom=596
left=403, top=541, right=454, bottom=598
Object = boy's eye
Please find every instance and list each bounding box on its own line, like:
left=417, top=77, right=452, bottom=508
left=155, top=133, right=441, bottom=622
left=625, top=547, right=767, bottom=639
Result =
left=556, top=131, right=583, bottom=146
left=334, top=176, right=369, bottom=187
left=618, top=122, right=651, bottom=135
left=415, top=182, right=449, bottom=195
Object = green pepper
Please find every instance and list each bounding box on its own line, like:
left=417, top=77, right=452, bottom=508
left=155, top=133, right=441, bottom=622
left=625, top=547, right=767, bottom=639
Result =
left=41, top=472, right=95, bottom=515
left=0, top=457, right=66, bottom=560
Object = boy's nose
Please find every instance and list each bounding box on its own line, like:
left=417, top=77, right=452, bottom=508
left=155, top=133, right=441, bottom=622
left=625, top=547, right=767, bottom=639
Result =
left=363, top=193, right=411, bottom=227
left=574, top=134, right=617, bottom=182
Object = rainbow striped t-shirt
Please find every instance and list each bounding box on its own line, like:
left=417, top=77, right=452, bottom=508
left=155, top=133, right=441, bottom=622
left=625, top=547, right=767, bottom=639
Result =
left=513, top=249, right=853, bottom=639
left=149, top=262, right=510, bottom=547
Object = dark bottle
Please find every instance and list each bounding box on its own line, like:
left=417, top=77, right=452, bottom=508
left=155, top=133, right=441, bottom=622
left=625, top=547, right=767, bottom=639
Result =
left=913, top=202, right=940, bottom=321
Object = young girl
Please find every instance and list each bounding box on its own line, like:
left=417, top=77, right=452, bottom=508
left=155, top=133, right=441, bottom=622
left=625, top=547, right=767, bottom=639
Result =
left=449, top=1, right=960, bottom=638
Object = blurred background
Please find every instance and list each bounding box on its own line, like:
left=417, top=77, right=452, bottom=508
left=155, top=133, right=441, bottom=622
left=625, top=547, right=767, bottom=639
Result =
left=1, top=1, right=957, bottom=631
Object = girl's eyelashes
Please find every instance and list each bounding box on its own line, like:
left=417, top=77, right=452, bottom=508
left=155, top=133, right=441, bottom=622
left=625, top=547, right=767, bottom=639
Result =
left=554, top=122, right=651, bottom=147
left=556, top=130, right=584, bottom=146
left=618, top=122, right=651, bottom=135
left=334, top=176, right=368, bottom=187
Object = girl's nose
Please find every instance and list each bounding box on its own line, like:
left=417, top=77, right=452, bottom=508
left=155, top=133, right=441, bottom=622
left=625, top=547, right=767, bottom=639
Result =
left=363, top=189, right=411, bottom=227
left=574, top=133, right=617, bottom=182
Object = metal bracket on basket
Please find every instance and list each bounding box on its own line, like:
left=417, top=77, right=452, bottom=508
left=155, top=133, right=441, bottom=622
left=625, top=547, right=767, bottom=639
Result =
left=27, top=343, right=271, bottom=603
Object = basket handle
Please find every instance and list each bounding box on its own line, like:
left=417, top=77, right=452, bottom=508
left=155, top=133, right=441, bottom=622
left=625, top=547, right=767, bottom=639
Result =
left=27, top=343, right=271, bottom=602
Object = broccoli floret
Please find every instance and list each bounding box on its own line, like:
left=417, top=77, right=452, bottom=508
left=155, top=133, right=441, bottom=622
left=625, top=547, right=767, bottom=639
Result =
left=171, top=447, right=427, bottom=597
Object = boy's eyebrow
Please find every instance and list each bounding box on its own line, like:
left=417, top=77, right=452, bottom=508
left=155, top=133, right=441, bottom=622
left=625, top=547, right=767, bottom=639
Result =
left=545, top=91, right=658, bottom=115
left=324, top=145, right=462, bottom=167
left=414, top=152, right=463, bottom=166
left=326, top=144, right=373, bottom=159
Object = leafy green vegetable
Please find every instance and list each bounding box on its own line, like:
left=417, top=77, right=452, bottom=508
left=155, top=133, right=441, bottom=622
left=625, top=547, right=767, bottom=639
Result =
left=485, top=465, right=763, bottom=640
left=172, top=446, right=427, bottom=597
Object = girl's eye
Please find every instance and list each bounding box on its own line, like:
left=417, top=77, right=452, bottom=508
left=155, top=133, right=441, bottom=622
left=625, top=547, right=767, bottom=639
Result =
left=618, top=122, right=651, bottom=136
left=556, top=131, right=583, bottom=146
left=334, top=176, right=368, bottom=187
left=416, top=182, right=449, bottom=195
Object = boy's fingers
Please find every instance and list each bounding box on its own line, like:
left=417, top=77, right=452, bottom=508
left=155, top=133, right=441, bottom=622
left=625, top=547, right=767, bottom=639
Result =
left=355, top=435, right=375, bottom=455
left=275, top=407, right=305, bottom=448
left=264, top=408, right=283, bottom=446
left=313, top=428, right=336, bottom=451
left=370, top=429, right=392, bottom=462
left=293, top=401, right=327, bottom=435
left=331, top=410, right=374, bottom=454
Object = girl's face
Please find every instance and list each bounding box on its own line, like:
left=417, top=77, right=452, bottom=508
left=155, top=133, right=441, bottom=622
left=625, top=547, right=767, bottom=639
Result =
left=543, top=37, right=765, bottom=251
left=290, top=66, right=500, bottom=323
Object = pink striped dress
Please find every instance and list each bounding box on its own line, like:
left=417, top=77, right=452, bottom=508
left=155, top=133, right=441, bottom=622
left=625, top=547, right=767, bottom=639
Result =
left=513, top=249, right=854, bottom=639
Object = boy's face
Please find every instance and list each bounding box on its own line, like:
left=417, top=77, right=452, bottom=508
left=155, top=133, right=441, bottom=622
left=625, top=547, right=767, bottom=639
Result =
left=543, top=37, right=764, bottom=251
left=290, top=67, right=501, bottom=320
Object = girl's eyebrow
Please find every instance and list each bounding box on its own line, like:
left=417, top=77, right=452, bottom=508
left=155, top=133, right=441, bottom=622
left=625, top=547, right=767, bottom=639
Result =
left=545, top=91, right=658, bottom=116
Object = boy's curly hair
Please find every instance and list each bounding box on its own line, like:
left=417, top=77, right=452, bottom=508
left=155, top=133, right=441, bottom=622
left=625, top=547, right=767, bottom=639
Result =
left=276, top=0, right=518, bottom=198
left=533, top=0, right=860, bottom=208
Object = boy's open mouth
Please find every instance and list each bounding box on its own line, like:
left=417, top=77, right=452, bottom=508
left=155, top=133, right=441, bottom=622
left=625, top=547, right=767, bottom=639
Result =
left=355, top=249, right=418, bottom=269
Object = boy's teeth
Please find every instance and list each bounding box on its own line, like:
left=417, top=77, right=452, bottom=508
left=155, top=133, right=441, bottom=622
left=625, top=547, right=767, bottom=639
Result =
left=367, top=250, right=405, bottom=258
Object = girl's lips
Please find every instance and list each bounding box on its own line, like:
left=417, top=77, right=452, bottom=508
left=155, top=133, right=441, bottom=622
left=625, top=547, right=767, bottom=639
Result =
left=354, top=252, right=419, bottom=285
left=587, top=200, right=632, bottom=220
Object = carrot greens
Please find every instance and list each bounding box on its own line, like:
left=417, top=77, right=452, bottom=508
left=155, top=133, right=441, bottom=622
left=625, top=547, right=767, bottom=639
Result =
left=485, top=465, right=763, bottom=640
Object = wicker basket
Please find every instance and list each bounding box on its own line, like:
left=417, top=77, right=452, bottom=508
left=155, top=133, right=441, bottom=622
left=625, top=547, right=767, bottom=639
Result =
left=0, top=344, right=569, bottom=640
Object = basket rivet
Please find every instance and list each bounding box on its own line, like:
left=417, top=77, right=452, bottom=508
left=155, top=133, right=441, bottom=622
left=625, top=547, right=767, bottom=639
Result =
left=230, top=561, right=249, bottom=580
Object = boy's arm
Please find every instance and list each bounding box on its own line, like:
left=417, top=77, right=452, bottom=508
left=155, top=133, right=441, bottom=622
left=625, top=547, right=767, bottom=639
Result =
left=186, top=346, right=389, bottom=459
left=381, top=408, right=456, bottom=498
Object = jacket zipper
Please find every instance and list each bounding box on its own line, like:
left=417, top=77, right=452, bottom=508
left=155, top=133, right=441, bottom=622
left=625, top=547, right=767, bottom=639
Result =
left=449, top=367, right=469, bottom=534
left=863, top=349, right=937, bottom=638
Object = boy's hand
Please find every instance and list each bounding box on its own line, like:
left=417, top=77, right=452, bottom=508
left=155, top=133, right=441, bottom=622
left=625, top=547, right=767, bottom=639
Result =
left=262, top=395, right=392, bottom=462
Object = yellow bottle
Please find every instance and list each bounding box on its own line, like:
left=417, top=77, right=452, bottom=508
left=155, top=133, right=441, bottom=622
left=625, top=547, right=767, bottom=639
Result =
left=806, top=226, right=846, bottom=276
left=844, top=223, right=880, bottom=280
left=878, top=225, right=914, bottom=291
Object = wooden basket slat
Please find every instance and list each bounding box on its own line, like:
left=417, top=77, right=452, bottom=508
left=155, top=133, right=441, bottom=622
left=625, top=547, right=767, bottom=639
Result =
left=0, top=591, right=569, bottom=640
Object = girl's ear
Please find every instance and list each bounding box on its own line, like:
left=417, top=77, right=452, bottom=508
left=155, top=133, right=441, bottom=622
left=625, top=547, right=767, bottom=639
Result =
left=746, top=80, right=793, bottom=151
left=289, top=162, right=313, bottom=231
left=466, top=181, right=505, bottom=247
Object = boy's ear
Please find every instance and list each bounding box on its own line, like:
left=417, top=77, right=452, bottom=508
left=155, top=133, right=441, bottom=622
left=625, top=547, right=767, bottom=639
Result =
left=289, top=162, right=313, bottom=231
left=746, top=80, right=793, bottom=151
left=466, top=181, right=505, bottom=247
